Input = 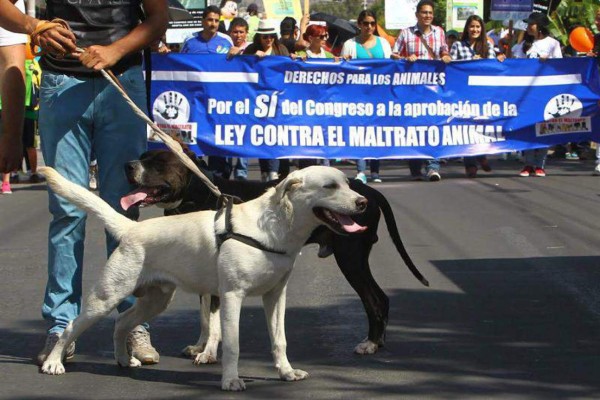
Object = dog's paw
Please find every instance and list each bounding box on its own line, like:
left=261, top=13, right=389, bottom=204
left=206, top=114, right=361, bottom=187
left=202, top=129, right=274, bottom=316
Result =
left=117, top=355, right=142, bottom=368
left=354, top=339, right=379, bottom=355
left=221, top=377, right=246, bottom=391
left=280, top=368, right=309, bottom=381
left=181, top=344, right=205, bottom=357
left=193, top=352, right=218, bottom=365
left=41, top=360, right=65, bottom=375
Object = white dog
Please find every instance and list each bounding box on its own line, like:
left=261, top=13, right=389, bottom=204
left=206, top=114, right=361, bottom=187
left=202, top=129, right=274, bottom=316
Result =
left=38, top=165, right=367, bottom=391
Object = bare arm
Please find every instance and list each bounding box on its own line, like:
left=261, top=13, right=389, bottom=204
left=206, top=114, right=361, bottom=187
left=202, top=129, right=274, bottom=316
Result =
left=0, top=0, right=38, bottom=34
left=78, top=0, right=169, bottom=70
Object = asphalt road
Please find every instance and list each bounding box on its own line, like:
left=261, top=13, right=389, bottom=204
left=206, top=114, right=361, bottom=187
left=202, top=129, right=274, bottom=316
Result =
left=1, top=156, right=600, bottom=400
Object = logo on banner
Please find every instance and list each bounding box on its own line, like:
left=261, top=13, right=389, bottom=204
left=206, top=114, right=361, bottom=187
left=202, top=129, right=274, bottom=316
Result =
left=537, top=94, right=589, bottom=137
left=543, top=94, right=583, bottom=120
left=150, top=91, right=198, bottom=144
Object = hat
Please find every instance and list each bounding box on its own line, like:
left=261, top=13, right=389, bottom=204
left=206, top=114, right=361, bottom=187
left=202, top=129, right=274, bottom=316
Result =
left=280, top=16, right=297, bottom=34
left=446, top=29, right=459, bottom=38
left=256, top=19, right=278, bottom=35
left=523, top=12, right=549, bottom=28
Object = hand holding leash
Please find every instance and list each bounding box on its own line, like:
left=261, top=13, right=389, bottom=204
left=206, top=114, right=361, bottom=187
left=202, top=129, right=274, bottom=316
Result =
left=30, top=18, right=77, bottom=57
left=32, top=20, right=224, bottom=200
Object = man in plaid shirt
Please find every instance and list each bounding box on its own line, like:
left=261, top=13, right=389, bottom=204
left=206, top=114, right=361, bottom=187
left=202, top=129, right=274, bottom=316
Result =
left=391, top=0, right=450, bottom=181
left=392, top=0, right=451, bottom=62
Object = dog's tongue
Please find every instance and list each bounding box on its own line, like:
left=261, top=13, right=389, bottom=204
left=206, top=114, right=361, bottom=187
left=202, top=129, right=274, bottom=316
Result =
left=334, top=212, right=367, bottom=233
left=120, top=190, right=148, bottom=211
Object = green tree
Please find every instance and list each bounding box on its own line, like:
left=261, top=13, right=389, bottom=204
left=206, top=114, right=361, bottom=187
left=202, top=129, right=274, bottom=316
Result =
left=311, top=0, right=364, bottom=20
left=548, top=0, right=598, bottom=46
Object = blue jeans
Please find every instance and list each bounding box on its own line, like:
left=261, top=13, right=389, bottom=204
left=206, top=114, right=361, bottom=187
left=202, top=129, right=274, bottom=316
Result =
left=39, top=67, right=147, bottom=334
left=356, top=159, right=380, bottom=175
left=259, top=159, right=279, bottom=173
left=409, top=159, right=440, bottom=176
left=234, top=157, right=248, bottom=179
left=523, top=148, right=547, bottom=169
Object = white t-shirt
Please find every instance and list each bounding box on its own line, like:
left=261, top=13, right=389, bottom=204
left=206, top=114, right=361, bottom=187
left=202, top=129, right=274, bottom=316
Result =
left=0, top=0, right=27, bottom=46
left=527, top=36, right=563, bottom=59
left=511, top=42, right=527, bottom=59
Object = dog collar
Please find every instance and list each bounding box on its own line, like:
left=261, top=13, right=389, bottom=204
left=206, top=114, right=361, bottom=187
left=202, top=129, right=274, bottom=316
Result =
left=215, top=197, right=287, bottom=255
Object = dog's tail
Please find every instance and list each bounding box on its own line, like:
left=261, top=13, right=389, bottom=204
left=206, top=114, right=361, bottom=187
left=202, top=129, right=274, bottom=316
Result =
left=39, top=167, right=135, bottom=240
left=371, top=187, right=430, bottom=287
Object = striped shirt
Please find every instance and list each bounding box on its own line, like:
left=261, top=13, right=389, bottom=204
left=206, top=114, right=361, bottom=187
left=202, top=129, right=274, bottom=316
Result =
left=450, top=40, right=496, bottom=60
left=393, top=24, right=449, bottom=60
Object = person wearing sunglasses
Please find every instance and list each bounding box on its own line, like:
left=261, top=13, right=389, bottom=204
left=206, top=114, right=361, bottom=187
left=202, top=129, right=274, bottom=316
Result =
left=391, top=0, right=450, bottom=182
left=295, top=24, right=334, bottom=60
left=341, top=10, right=391, bottom=184
left=243, top=19, right=289, bottom=181
left=291, top=24, right=336, bottom=169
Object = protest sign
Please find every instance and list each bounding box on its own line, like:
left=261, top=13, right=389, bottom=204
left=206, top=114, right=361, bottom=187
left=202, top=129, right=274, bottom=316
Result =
left=150, top=54, right=600, bottom=159
left=446, top=0, right=484, bottom=32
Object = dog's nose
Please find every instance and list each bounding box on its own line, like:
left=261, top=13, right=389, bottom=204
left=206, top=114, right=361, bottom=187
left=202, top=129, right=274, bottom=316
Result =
left=356, top=197, right=368, bottom=211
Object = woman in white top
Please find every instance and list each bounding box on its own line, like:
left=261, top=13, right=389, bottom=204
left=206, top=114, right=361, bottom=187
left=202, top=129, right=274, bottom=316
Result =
left=515, top=12, right=562, bottom=177
left=341, top=10, right=391, bottom=183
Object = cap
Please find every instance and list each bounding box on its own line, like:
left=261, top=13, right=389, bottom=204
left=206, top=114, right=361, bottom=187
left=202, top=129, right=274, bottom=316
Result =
left=523, top=12, right=549, bottom=28
left=446, top=29, right=459, bottom=38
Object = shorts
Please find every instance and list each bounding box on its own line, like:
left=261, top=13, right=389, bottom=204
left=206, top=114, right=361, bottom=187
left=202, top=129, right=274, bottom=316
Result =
left=0, top=0, right=27, bottom=47
left=22, top=118, right=35, bottom=148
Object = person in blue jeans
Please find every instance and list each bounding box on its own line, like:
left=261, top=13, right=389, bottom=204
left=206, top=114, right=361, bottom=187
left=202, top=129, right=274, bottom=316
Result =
left=341, top=10, right=391, bottom=184
left=36, top=0, right=168, bottom=367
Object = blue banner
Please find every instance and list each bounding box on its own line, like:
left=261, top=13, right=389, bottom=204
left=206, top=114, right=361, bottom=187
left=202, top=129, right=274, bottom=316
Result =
left=149, top=54, right=600, bottom=159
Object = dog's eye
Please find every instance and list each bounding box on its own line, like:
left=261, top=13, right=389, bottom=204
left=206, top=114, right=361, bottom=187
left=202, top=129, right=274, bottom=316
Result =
left=323, top=183, right=339, bottom=189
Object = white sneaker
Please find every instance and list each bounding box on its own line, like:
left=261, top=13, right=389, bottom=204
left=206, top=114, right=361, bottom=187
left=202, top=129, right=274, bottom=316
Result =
left=426, top=170, right=441, bottom=182
left=594, top=164, right=600, bottom=176
left=355, top=172, right=367, bottom=184
left=127, top=325, right=159, bottom=365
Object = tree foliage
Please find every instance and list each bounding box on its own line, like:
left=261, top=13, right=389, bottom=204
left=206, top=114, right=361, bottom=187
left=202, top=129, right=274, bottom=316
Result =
left=311, top=0, right=365, bottom=20
left=548, top=0, right=598, bottom=46
left=311, top=0, right=449, bottom=36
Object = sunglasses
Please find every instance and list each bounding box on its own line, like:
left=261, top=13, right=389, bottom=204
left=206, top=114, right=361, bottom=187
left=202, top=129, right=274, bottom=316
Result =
left=314, top=34, right=329, bottom=40
left=261, top=34, right=277, bottom=39
left=361, top=21, right=376, bottom=27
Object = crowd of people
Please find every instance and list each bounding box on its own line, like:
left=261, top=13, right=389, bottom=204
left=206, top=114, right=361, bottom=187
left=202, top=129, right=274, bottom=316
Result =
left=1, top=0, right=600, bottom=369
left=156, top=0, right=600, bottom=183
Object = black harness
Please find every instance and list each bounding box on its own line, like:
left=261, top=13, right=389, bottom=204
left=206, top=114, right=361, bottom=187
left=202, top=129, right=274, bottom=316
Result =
left=215, top=197, right=287, bottom=255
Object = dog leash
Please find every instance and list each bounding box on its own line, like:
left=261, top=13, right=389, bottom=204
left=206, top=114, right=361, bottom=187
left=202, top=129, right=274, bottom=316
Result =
left=30, top=20, right=224, bottom=200
left=99, top=67, right=223, bottom=199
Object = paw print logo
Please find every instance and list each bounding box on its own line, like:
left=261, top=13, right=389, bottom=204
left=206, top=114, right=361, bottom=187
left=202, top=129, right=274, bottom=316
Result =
left=544, top=94, right=582, bottom=120
left=153, top=91, right=190, bottom=124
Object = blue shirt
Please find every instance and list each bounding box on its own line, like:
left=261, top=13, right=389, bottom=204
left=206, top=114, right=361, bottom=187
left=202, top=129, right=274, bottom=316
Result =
left=181, top=31, right=233, bottom=54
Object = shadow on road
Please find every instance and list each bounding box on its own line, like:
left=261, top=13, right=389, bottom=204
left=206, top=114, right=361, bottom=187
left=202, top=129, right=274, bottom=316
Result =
left=1, top=256, right=599, bottom=398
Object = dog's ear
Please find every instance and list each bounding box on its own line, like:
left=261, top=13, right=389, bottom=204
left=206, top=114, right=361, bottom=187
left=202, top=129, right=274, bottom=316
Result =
left=275, top=176, right=302, bottom=201
left=275, top=175, right=302, bottom=221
